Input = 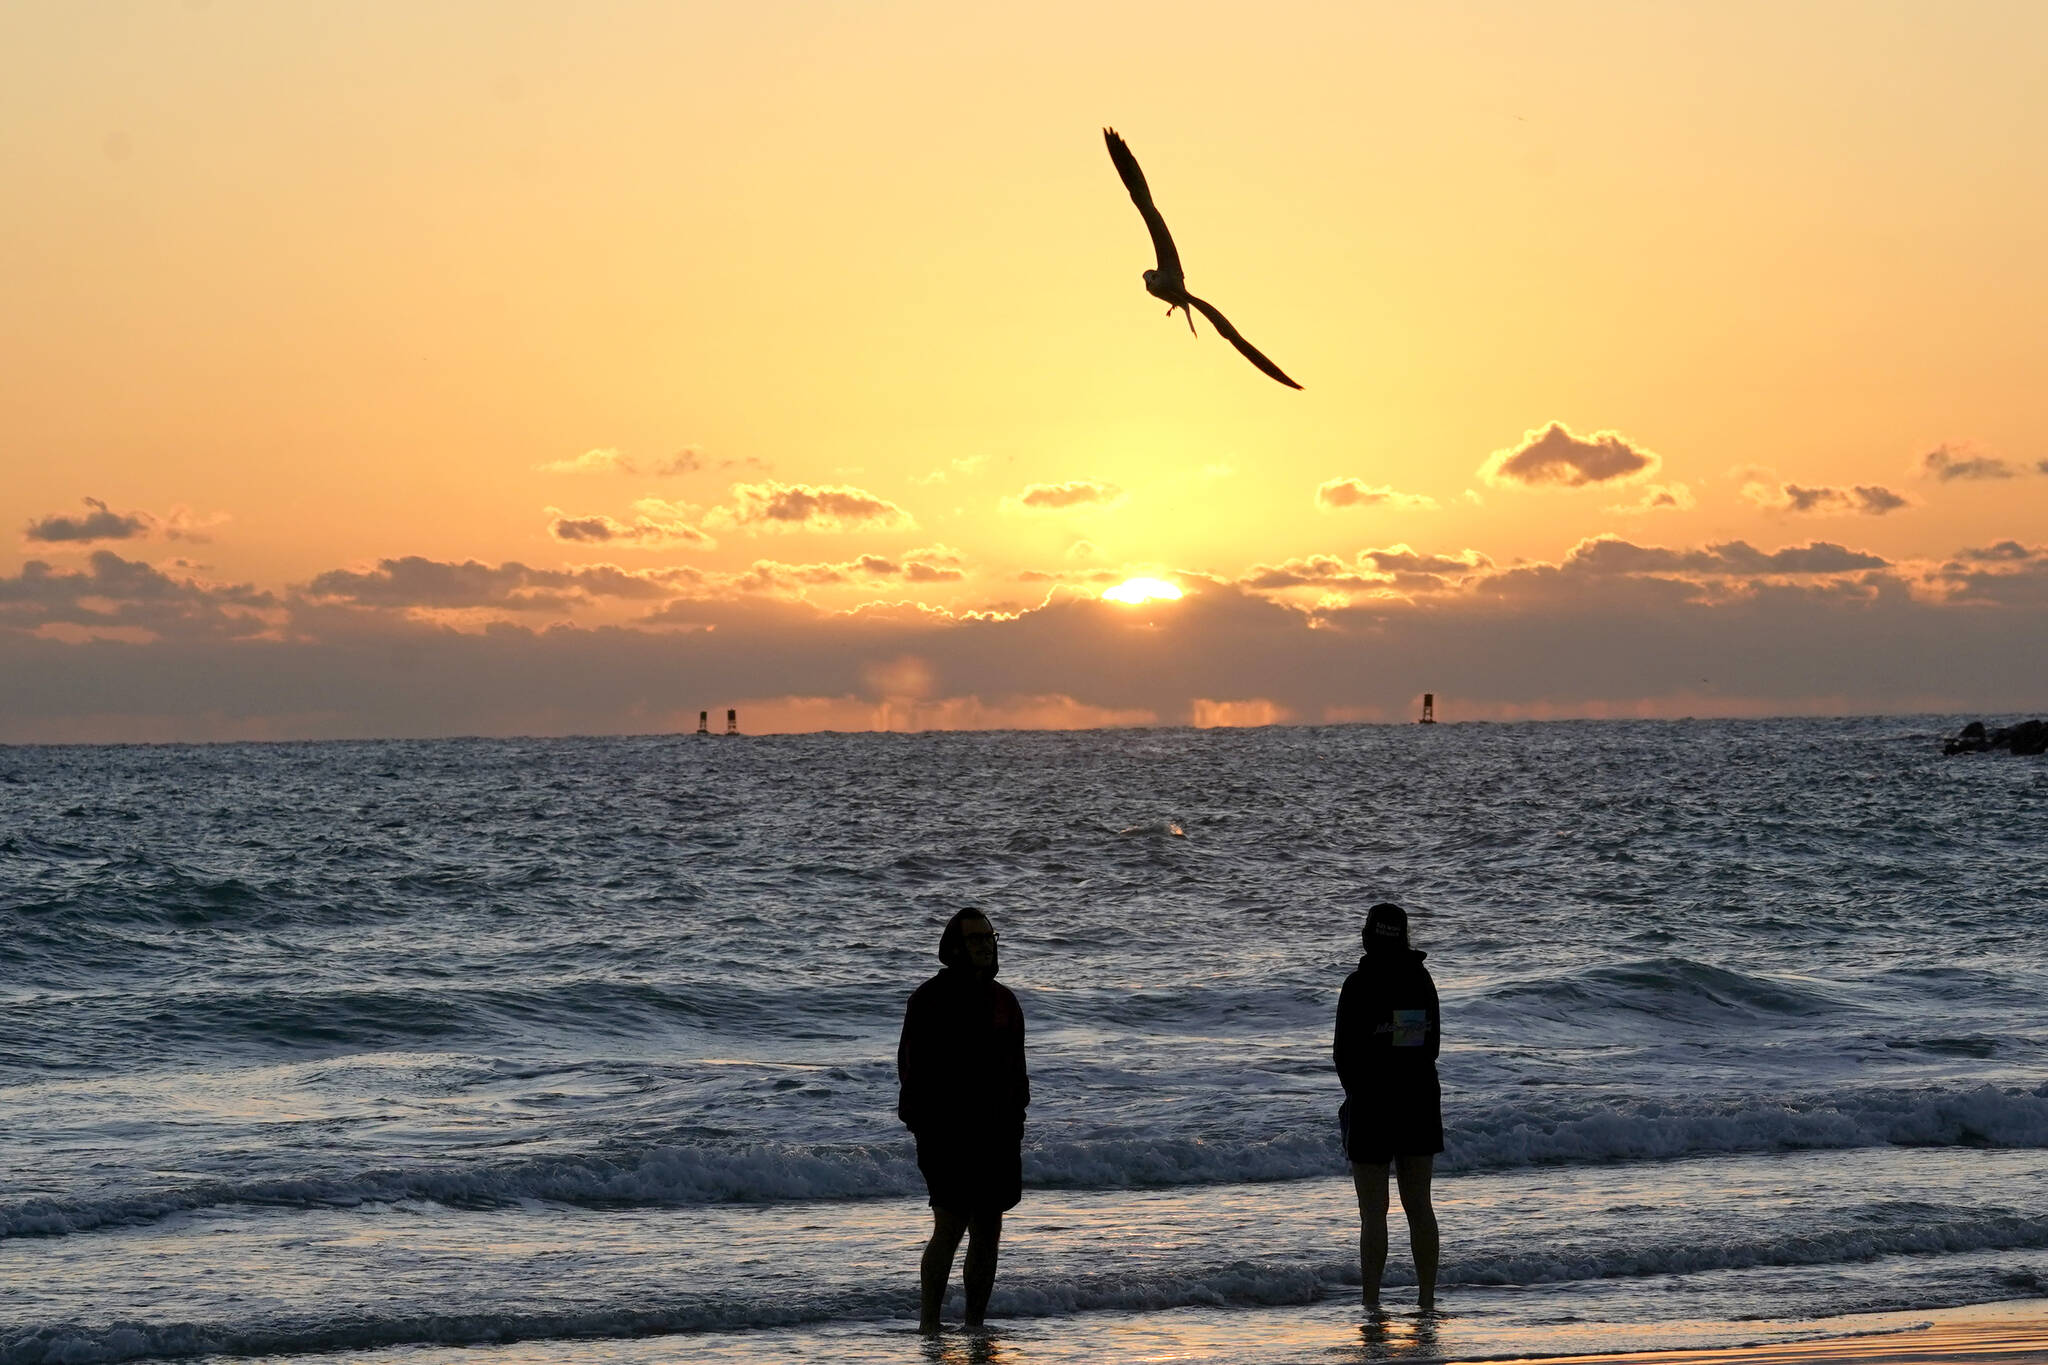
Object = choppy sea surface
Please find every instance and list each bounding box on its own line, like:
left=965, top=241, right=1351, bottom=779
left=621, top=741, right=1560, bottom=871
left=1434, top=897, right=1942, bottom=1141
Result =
left=4, top=716, right=2047, bottom=1365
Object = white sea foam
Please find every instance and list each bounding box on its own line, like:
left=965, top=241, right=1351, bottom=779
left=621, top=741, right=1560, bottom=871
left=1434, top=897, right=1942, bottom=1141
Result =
left=9, top=1082, right=2047, bottom=1238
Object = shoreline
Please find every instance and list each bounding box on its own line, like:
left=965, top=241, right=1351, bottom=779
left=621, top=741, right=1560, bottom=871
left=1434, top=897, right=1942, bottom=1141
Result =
left=1455, top=1300, right=2048, bottom=1365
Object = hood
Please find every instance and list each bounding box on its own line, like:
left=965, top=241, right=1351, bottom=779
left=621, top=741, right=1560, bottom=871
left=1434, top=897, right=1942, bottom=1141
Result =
left=1357, top=947, right=1427, bottom=972
left=937, top=908, right=999, bottom=978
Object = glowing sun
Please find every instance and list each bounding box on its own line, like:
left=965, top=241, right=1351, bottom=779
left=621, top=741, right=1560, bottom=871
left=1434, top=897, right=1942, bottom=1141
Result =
left=1102, top=577, right=1184, bottom=605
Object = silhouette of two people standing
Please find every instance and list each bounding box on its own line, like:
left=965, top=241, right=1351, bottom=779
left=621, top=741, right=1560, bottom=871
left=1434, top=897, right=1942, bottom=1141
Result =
left=896, top=908, right=1029, bottom=1333
left=1335, top=902, right=1443, bottom=1315
left=896, top=900, right=1442, bottom=1331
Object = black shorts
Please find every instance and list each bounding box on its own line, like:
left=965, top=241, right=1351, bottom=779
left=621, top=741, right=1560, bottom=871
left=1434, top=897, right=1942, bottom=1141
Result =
left=915, top=1130, right=1023, bottom=1215
left=1339, top=1077, right=1445, bottom=1165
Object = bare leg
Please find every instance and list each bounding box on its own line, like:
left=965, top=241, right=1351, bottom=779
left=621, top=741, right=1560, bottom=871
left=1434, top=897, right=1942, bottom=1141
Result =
left=920, top=1206, right=967, bottom=1333
left=1394, top=1154, right=1439, bottom=1313
left=1350, top=1161, right=1391, bottom=1312
left=961, top=1211, right=1003, bottom=1327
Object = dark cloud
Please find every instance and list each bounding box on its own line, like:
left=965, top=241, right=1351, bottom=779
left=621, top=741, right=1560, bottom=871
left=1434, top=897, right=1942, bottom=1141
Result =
left=545, top=508, right=714, bottom=547
left=1238, top=546, right=1487, bottom=592
left=688, top=553, right=972, bottom=595
left=1954, top=540, right=2038, bottom=563
left=302, top=557, right=673, bottom=611
left=715, top=481, right=912, bottom=531
left=1361, top=546, right=1491, bottom=576
left=550, top=515, right=628, bottom=543
left=1848, top=486, right=1909, bottom=514
left=1932, top=551, right=2048, bottom=608
left=1015, top=480, right=1122, bottom=510
left=1921, top=445, right=2018, bottom=481
left=1481, top=422, right=1660, bottom=487
left=1750, top=483, right=1909, bottom=516
left=0, top=551, right=274, bottom=639
left=25, top=497, right=155, bottom=544
left=1314, top=479, right=1435, bottom=510
left=1564, top=536, right=1888, bottom=578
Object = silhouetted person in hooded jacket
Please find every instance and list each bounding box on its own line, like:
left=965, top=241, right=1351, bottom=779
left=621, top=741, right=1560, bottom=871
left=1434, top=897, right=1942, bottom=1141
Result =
left=897, top=908, right=1028, bottom=1333
left=1334, top=902, right=1442, bottom=1315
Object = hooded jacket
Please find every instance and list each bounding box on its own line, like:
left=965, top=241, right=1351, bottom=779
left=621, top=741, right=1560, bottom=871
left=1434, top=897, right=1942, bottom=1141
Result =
left=1333, top=946, right=1440, bottom=1100
left=896, top=912, right=1029, bottom=1138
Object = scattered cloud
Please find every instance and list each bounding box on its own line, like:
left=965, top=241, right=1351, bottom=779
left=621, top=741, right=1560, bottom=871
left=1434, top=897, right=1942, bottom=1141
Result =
left=708, top=481, right=913, bottom=532
left=1481, top=422, right=1661, bottom=488
left=545, top=501, right=715, bottom=547
left=537, top=447, right=703, bottom=476
left=1360, top=546, right=1492, bottom=577
left=912, top=455, right=988, bottom=486
left=1066, top=540, right=1102, bottom=561
left=1953, top=540, right=2038, bottom=564
left=1015, top=567, right=1122, bottom=585
left=1741, top=480, right=1909, bottom=516
left=1563, top=536, right=1888, bottom=577
left=1012, top=480, right=1124, bottom=511
left=728, top=552, right=968, bottom=592
left=24, top=497, right=227, bottom=545
left=0, top=551, right=275, bottom=639
left=1931, top=542, right=2048, bottom=608
left=1240, top=554, right=1379, bottom=590
left=302, top=557, right=674, bottom=611
left=1314, top=478, right=1438, bottom=511
left=1921, top=443, right=2018, bottom=482
left=1239, top=546, right=1489, bottom=593
left=1607, top=482, right=1697, bottom=515
left=25, top=497, right=152, bottom=544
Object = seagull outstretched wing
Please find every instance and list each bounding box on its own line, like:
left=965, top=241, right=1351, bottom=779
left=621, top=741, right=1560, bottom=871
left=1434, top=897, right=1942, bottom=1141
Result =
left=1102, top=126, right=1301, bottom=389
left=1103, top=128, right=1181, bottom=282
left=1186, top=295, right=1302, bottom=390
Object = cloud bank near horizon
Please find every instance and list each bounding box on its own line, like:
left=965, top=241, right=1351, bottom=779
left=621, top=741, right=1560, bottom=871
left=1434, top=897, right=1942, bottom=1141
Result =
left=3, top=532, right=2042, bottom=742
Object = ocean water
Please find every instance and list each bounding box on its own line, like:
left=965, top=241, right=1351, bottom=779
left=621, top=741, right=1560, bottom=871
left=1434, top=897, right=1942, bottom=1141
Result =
left=3, top=716, right=2047, bottom=1365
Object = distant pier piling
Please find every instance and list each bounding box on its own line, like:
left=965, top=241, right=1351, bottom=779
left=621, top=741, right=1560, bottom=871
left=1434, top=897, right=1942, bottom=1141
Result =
left=1419, top=693, right=1436, bottom=724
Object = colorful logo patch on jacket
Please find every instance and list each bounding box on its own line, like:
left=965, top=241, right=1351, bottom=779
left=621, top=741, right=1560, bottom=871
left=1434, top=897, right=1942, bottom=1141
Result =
left=1390, top=1009, right=1429, bottom=1048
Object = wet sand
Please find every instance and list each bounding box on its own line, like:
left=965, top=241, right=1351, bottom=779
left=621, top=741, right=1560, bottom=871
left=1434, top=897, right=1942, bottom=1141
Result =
left=1471, top=1302, right=2048, bottom=1365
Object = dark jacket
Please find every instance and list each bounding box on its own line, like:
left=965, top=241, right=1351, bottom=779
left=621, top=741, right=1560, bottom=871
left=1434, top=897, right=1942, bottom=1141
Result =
left=1333, top=947, right=1440, bottom=1099
left=897, top=915, right=1029, bottom=1139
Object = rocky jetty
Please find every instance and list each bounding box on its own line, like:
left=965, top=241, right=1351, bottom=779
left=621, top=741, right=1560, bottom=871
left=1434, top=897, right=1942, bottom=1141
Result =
left=1944, top=718, right=2048, bottom=755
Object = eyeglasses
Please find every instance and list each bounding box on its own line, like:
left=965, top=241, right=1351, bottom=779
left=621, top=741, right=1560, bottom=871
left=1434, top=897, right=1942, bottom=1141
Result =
left=963, top=930, right=999, bottom=943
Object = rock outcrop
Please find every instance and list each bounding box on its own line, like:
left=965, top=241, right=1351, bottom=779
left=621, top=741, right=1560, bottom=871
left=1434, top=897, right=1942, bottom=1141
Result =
left=1945, top=719, right=2048, bottom=755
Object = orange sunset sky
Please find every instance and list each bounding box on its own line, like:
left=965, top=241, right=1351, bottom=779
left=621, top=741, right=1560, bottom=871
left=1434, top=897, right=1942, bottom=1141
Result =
left=4, top=1, right=2045, bottom=741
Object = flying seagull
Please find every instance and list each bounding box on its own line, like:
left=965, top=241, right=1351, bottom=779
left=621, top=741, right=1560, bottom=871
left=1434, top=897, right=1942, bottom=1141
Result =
left=1103, top=127, right=1302, bottom=390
